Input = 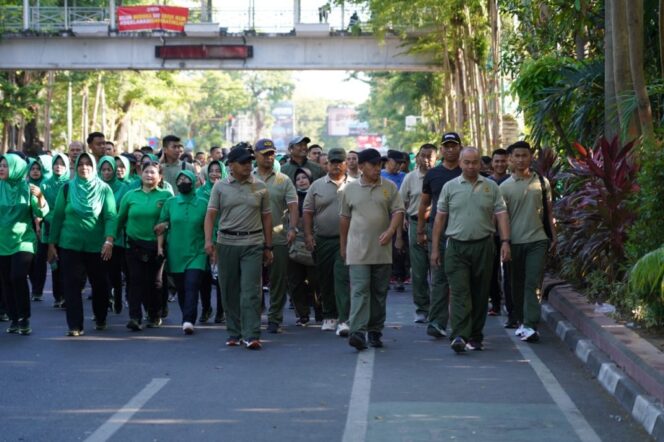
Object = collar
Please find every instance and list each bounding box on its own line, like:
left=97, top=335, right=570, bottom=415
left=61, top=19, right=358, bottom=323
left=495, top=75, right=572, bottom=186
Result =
left=513, top=170, right=535, bottom=181
left=254, top=169, right=275, bottom=181
left=227, top=174, right=256, bottom=184
left=359, top=176, right=382, bottom=187
left=324, top=174, right=349, bottom=184
left=458, top=174, right=485, bottom=185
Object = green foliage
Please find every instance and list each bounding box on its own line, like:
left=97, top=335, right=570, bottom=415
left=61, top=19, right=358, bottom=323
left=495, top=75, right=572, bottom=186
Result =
left=0, top=72, right=42, bottom=125
left=629, top=246, right=664, bottom=302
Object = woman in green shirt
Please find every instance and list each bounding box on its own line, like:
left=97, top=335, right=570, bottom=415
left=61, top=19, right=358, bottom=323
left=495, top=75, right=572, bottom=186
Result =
left=48, top=153, right=117, bottom=337
left=0, top=153, right=49, bottom=335
left=27, top=156, right=48, bottom=302
left=38, top=153, right=70, bottom=308
left=117, top=161, right=173, bottom=331
left=156, top=170, right=208, bottom=335
left=196, top=160, right=224, bottom=324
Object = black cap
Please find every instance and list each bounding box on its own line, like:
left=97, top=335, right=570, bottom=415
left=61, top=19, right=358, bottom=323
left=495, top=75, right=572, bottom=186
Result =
left=121, top=152, right=137, bottom=164
left=289, top=136, right=311, bottom=147
left=226, top=146, right=255, bottom=164
left=441, top=132, right=461, bottom=145
left=382, top=149, right=406, bottom=162
left=357, top=148, right=382, bottom=164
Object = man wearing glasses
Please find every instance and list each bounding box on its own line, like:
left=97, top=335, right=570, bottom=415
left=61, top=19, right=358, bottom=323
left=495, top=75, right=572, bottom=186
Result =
left=161, top=135, right=195, bottom=195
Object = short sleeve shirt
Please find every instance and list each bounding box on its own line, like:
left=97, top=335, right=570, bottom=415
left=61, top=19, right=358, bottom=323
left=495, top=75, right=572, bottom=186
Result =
left=253, top=170, right=298, bottom=246
left=399, top=169, right=426, bottom=218
left=437, top=175, right=507, bottom=241
left=207, top=175, right=270, bottom=246
left=162, top=161, right=196, bottom=195
left=281, top=159, right=325, bottom=184
left=500, top=173, right=551, bottom=244
left=303, top=174, right=355, bottom=237
left=380, top=170, right=406, bottom=190
left=422, top=164, right=462, bottom=224
left=340, top=178, right=405, bottom=265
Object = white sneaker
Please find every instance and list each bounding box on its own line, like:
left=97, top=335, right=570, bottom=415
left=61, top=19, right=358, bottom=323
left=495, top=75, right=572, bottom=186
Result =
left=515, top=324, right=525, bottom=337
left=520, top=327, right=539, bottom=342
left=335, top=322, right=350, bottom=337
left=321, top=319, right=337, bottom=331
left=182, top=321, right=194, bottom=335
left=413, top=313, right=427, bottom=323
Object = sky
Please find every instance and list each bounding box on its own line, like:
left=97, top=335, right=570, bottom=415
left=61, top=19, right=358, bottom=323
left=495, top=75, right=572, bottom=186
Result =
left=293, top=71, right=370, bottom=104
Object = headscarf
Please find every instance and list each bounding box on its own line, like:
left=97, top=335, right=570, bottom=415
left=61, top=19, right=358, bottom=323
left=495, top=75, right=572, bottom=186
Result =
left=176, top=170, right=197, bottom=200
left=69, top=152, right=106, bottom=218
left=115, top=155, right=132, bottom=185
left=0, top=154, right=30, bottom=226
left=39, top=154, right=53, bottom=181
left=99, top=155, right=129, bottom=205
left=41, top=153, right=70, bottom=205
left=197, top=160, right=222, bottom=202
left=294, top=167, right=313, bottom=216
left=27, top=157, right=45, bottom=186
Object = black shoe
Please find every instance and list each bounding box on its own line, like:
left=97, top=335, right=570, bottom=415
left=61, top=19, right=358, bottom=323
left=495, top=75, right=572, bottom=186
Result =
left=52, top=299, right=64, bottom=309
left=504, top=319, right=520, bottom=329
left=146, top=318, right=162, bottom=328
left=426, top=323, right=446, bottom=338
left=395, top=283, right=405, bottom=292
left=161, top=306, right=169, bottom=319
left=266, top=322, right=281, bottom=334
left=0, top=313, right=9, bottom=322
left=199, top=307, right=213, bottom=323
left=31, top=294, right=43, bottom=302
left=126, top=319, right=142, bottom=331
left=66, top=329, right=84, bottom=337
left=349, top=332, right=368, bottom=351
left=368, top=331, right=383, bottom=348
left=6, top=320, right=19, bottom=334
left=465, top=339, right=483, bottom=351
left=295, top=316, right=309, bottom=327
left=94, top=320, right=107, bottom=331
left=18, top=319, right=31, bottom=335
left=214, top=312, right=225, bottom=324
left=451, top=336, right=466, bottom=353
left=113, top=293, right=123, bottom=314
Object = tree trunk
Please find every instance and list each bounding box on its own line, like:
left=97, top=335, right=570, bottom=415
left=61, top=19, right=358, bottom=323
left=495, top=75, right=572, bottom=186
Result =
left=454, top=50, right=468, bottom=133
left=612, top=0, right=640, bottom=139
left=114, top=100, right=134, bottom=148
left=489, top=0, right=502, bottom=147
left=92, top=73, right=102, bottom=132
left=605, top=0, right=618, bottom=139
left=44, top=71, right=54, bottom=151
left=660, top=0, right=664, bottom=77
left=626, top=0, right=654, bottom=139
left=441, top=33, right=456, bottom=131
left=81, top=85, right=89, bottom=142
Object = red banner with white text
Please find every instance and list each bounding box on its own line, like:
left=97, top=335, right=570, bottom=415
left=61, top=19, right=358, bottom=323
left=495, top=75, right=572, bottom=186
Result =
left=117, top=6, right=188, bottom=32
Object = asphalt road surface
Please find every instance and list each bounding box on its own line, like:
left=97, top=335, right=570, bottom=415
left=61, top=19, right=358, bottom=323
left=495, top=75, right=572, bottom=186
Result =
left=0, top=278, right=651, bottom=442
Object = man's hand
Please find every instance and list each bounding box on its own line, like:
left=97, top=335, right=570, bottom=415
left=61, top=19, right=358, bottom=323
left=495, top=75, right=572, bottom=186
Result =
left=430, top=248, right=441, bottom=267
left=500, top=242, right=511, bottom=262
left=417, top=231, right=427, bottom=247
left=263, top=249, right=274, bottom=266
left=378, top=228, right=394, bottom=246
left=101, top=242, right=113, bottom=261
left=305, top=234, right=316, bottom=251
left=287, top=228, right=297, bottom=246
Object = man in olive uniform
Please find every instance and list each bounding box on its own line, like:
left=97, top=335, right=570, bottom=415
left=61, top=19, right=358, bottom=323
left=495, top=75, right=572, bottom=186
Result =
left=400, top=143, right=437, bottom=323
left=204, top=146, right=273, bottom=350
left=252, top=138, right=299, bottom=334
left=303, top=148, right=354, bottom=337
left=501, top=141, right=556, bottom=342
left=430, top=147, right=511, bottom=353
left=161, top=135, right=196, bottom=195
left=281, top=136, right=325, bottom=183
left=340, top=148, right=405, bottom=351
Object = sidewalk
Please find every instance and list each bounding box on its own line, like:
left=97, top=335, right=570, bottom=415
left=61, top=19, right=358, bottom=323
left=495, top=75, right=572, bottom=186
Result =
left=542, top=277, right=664, bottom=440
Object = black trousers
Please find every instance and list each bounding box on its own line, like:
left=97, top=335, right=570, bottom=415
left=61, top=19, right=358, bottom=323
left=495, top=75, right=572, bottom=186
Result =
left=0, top=252, right=34, bottom=322
left=489, top=236, right=512, bottom=315
left=108, top=246, right=126, bottom=303
left=125, top=244, right=164, bottom=322
left=287, top=259, right=320, bottom=320
left=200, top=270, right=223, bottom=316
left=29, top=241, right=48, bottom=296
left=173, top=269, right=205, bottom=324
left=391, top=227, right=410, bottom=280
left=60, top=248, right=109, bottom=331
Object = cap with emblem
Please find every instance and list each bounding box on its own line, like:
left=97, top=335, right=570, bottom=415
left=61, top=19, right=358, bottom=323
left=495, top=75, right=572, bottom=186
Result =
left=255, top=138, right=276, bottom=153
left=441, top=132, right=461, bottom=145
left=357, top=148, right=382, bottom=164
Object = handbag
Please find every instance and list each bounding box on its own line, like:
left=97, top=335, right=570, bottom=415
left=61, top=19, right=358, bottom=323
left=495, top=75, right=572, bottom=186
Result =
left=288, top=233, right=315, bottom=266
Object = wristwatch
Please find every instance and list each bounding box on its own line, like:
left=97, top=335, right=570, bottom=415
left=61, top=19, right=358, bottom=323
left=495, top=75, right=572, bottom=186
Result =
left=264, top=245, right=274, bottom=251
left=289, top=226, right=299, bottom=233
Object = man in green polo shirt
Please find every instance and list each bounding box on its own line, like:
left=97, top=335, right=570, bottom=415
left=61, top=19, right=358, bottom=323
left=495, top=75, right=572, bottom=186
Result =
left=340, top=148, right=405, bottom=351
left=281, top=136, right=325, bottom=183
left=501, top=141, right=556, bottom=343
left=160, top=135, right=196, bottom=195
left=204, top=145, right=273, bottom=350
left=430, top=147, right=511, bottom=353
left=253, top=138, right=299, bottom=334
left=303, top=148, right=354, bottom=337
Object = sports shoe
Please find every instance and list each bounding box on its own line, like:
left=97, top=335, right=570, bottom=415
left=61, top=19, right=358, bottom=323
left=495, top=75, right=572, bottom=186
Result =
left=226, top=336, right=241, bottom=346
left=504, top=318, right=520, bottom=329
left=413, top=313, right=427, bottom=324
left=66, top=329, right=84, bottom=337
left=182, top=321, right=194, bottom=335
left=520, top=327, right=540, bottom=342
left=6, top=321, right=19, bottom=334
left=368, top=331, right=383, bottom=348
left=243, top=338, right=262, bottom=350
left=349, top=332, right=368, bottom=351
left=214, top=311, right=225, bottom=324
left=94, top=320, right=107, bottom=331
left=31, top=294, right=43, bottom=302
left=335, top=322, right=350, bottom=337
left=295, top=316, right=309, bottom=327
left=146, top=318, right=162, bottom=328
left=426, top=323, right=447, bottom=338
left=199, top=307, right=213, bottom=323
left=514, top=324, right=525, bottom=337
left=487, top=309, right=499, bottom=316
left=18, top=319, right=31, bottom=335
left=126, top=319, right=142, bottom=332
left=321, top=319, right=337, bottom=331
left=465, top=339, right=483, bottom=351
left=450, top=336, right=467, bottom=353
left=0, top=313, right=9, bottom=322
left=266, top=322, right=281, bottom=334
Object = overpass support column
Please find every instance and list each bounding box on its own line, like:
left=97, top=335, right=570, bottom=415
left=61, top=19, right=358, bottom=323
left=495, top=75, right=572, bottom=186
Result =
left=23, top=0, right=29, bottom=31
left=293, top=0, right=300, bottom=24
left=110, top=0, right=116, bottom=31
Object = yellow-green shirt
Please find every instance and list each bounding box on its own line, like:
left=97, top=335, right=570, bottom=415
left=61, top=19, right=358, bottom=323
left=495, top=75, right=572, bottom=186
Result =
left=399, top=168, right=427, bottom=218
left=159, top=194, right=208, bottom=272
left=437, top=175, right=506, bottom=241
left=117, top=187, right=173, bottom=242
left=303, top=174, right=355, bottom=237
left=253, top=170, right=297, bottom=246
left=500, top=173, right=551, bottom=244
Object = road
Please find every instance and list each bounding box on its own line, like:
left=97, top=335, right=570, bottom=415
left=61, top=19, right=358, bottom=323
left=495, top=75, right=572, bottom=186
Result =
left=0, top=279, right=651, bottom=442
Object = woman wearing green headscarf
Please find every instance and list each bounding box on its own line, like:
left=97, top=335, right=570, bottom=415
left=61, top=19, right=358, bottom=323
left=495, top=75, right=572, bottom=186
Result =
left=99, top=155, right=130, bottom=314
left=0, top=153, right=49, bottom=335
left=195, top=160, right=225, bottom=324
left=48, top=152, right=117, bottom=337
left=155, top=170, right=208, bottom=335
left=27, top=157, right=48, bottom=301
left=35, top=153, right=70, bottom=308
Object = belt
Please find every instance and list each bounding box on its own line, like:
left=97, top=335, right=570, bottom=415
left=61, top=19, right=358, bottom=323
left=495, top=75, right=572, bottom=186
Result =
left=220, top=229, right=262, bottom=237
left=409, top=215, right=418, bottom=221
left=449, top=235, right=491, bottom=244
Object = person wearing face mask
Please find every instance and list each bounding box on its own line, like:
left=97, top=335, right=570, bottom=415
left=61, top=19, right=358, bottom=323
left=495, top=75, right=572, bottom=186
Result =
left=48, top=153, right=116, bottom=337
left=39, top=153, right=70, bottom=308
left=0, top=154, right=49, bottom=335
left=116, top=161, right=173, bottom=332
left=155, top=170, right=208, bottom=335
left=27, top=157, right=49, bottom=302
left=196, top=160, right=225, bottom=324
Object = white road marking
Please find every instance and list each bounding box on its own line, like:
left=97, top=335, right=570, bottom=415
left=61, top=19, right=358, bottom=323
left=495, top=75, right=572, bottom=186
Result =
left=342, top=348, right=376, bottom=442
left=84, top=378, right=170, bottom=442
left=508, top=331, right=601, bottom=442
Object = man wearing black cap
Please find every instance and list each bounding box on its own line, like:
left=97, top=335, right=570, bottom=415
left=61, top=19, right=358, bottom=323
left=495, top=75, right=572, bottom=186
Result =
left=204, top=145, right=273, bottom=350
left=281, top=136, right=325, bottom=184
left=416, top=131, right=462, bottom=340
left=253, top=138, right=299, bottom=334
left=340, top=148, right=405, bottom=350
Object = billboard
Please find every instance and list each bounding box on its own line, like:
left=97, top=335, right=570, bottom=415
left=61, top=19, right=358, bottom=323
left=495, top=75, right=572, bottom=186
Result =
left=117, top=6, right=188, bottom=33
left=355, top=135, right=383, bottom=149
left=271, top=102, right=294, bottom=151
left=327, top=106, right=367, bottom=137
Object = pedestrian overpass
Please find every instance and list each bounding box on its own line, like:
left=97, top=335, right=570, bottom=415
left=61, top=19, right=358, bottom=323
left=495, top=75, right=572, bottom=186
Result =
left=0, top=2, right=437, bottom=71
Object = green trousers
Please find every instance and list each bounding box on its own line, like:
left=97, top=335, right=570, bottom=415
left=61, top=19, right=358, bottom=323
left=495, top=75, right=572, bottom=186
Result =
left=267, top=244, right=288, bottom=325
left=511, top=240, right=548, bottom=329
left=409, top=220, right=430, bottom=315
left=348, top=264, right=391, bottom=334
left=315, top=235, right=351, bottom=322
left=217, top=244, right=263, bottom=340
left=427, top=224, right=449, bottom=330
left=445, top=237, right=494, bottom=342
